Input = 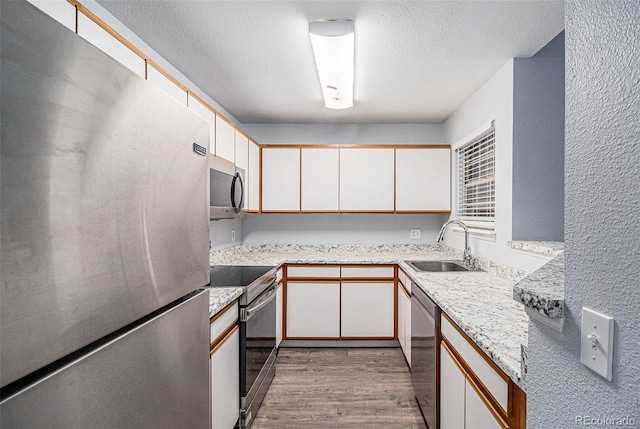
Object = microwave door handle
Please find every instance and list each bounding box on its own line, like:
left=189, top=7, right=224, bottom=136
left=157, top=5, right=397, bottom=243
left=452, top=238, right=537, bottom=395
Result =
left=237, top=173, right=244, bottom=211
left=230, top=173, right=244, bottom=213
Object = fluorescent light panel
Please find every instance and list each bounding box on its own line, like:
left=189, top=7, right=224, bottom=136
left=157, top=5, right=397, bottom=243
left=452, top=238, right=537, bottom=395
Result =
left=309, top=20, right=354, bottom=110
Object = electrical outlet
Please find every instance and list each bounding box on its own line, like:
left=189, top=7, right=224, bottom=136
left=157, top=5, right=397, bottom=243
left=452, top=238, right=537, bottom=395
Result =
left=410, top=229, right=421, bottom=239
left=231, top=229, right=236, bottom=241
left=580, top=307, right=614, bottom=381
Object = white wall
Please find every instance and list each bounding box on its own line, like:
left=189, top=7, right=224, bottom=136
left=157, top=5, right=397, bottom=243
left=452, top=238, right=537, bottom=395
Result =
left=528, top=1, right=640, bottom=427
left=242, top=214, right=447, bottom=245
left=512, top=32, right=565, bottom=242
left=241, top=123, right=443, bottom=146
left=442, top=60, right=544, bottom=272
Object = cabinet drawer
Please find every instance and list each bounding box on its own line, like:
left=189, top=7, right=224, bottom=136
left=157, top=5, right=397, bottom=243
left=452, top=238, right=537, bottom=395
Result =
left=287, top=265, right=340, bottom=279
left=341, top=266, right=395, bottom=279
left=441, top=315, right=508, bottom=412
left=210, top=302, right=238, bottom=346
left=398, top=269, right=411, bottom=292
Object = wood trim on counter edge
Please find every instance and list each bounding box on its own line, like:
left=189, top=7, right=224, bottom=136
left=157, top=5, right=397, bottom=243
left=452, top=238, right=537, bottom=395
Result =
left=210, top=325, right=239, bottom=355
left=441, top=312, right=511, bottom=383
left=209, top=299, right=238, bottom=324
left=441, top=334, right=510, bottom=425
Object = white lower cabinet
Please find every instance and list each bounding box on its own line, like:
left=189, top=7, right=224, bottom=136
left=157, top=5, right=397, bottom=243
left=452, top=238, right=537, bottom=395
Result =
left=398, top=283, right=411, bottom=365
left=440, top=341, right=507, bottom=429
left=276, top=283, right=283, bottom=347
left=341, top=281, right=395, bottom=338
left=466, top=378, right=504, bottom=429
left=286, top=282, right=340, bottom=338
left=210, top=327, right=239, bottom=429
left=440, top=343, right=467, bottom=429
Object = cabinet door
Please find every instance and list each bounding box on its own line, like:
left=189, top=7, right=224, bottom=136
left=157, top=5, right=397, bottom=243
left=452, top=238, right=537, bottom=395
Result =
left=235, top=132, right=249, bottom=209
left=339, top=148, right=395, bottom=211
left=286, top=282, right=340, bottom=338
left=301, top=148, right=339, bottom=212
left=247, top=140, right=260, bottom=211
left=465, top=378, right=505, bottom=429
left=215, top=116, right=235, bottom=163
left=396, top=148, right=451, bottom=211
left=28, top=0, right=76, bottom=32
left=440, top=343, right=467, bottom=429
left=261, top=147, right=300, bottom=212
left=187, top=94, right=215, bottom=154
left=211, top=327, right=239, bottom=429
left=276, top=284, right=283, bottom=347
left=341, top=282, right=395, bottom=338
left=398, top=286, right=406, bottom=354
left=399, top=287, right=412, bottom=366
left=77, top=13, right=145, bottom=78
left=147, top=64, right=187, bottom=106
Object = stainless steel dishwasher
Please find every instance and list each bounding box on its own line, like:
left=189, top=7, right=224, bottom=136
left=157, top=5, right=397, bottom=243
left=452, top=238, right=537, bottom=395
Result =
left=411, top=283, right=441, bottom=429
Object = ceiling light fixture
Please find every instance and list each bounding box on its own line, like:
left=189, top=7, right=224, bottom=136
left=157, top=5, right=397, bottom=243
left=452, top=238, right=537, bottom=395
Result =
left=309, top=20, right=354, bottom=110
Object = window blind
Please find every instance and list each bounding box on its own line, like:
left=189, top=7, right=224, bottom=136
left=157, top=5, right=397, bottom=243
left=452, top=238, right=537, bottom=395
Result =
left=456, top=128, right=495, bottom=227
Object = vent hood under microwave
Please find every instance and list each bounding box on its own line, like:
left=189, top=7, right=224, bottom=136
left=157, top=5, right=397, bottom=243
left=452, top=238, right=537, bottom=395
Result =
left=210, top=157, right=244, bottom=220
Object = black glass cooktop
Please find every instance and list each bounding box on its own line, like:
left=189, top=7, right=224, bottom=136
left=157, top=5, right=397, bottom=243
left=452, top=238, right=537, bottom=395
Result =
left=209, top=265, right=275, bottom=288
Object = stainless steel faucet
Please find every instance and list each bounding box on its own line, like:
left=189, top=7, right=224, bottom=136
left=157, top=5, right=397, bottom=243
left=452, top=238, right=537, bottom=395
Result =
left=436, top=220, right=473, bottom=267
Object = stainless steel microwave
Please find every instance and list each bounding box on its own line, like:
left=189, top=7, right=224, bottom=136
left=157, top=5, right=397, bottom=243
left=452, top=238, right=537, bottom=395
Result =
left=209, top=157, right=244, bottom=220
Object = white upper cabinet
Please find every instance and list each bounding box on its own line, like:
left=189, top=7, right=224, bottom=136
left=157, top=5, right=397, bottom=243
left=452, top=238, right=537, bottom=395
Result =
left=247, top=140, right=260, bottom=211
left=77, top=13, right=145, bottom=78
left=28, top=0, right=75, bottom=32
left=396, top=148, right=451, bottom=211
left=339, top=148, right=395, bottom=212
left=215, top=116, right=235, bottom=163
left=146, top=64, right=187, bottom=106
left=187, top=94, right=215, bottom=154
left=235, top=131, right=249, bottom=210
left=301, top=148, right=339, bottom=212
left=261, top=147, right=300, bottom=212
left=235, top=131, right=249, bottom=172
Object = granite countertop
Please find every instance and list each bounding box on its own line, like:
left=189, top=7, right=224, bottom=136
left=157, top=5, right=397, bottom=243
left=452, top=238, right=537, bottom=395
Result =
left=509, top=241, right=565, bottom=319
left=207, top=287, right=243, bottom=319
left=210, top=244, right=530, bottom=390
left=508, top=240, right=564, bottom=257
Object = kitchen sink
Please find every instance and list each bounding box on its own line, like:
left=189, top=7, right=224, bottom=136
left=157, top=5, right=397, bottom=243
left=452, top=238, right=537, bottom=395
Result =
left=405, top=260, right=483, bottom=272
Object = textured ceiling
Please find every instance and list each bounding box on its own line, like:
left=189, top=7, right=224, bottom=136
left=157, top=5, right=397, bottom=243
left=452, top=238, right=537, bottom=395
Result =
left=96, top=1, right=564, bottom=124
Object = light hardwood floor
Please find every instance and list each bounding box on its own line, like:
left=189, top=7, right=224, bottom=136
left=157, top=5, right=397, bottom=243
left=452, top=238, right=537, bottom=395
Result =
left=251, top=348, right=428, bottom=429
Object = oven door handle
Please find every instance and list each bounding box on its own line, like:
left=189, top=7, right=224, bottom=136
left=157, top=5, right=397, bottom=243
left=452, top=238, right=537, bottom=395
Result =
left=241, top=283, right=277, bottom=322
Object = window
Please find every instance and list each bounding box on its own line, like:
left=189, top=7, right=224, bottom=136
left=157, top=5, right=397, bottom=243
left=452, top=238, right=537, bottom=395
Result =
left=456, top=126, right=495, bottom=229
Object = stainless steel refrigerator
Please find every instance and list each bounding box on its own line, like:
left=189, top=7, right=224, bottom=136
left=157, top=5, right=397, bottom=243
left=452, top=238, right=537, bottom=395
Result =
left=1, top=1, right=211, bottom=427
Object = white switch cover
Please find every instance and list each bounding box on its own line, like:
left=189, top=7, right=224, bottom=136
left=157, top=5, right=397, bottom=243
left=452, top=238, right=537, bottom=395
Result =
left=580, top=307, right=614, bottom=381
left=231, top=229, right=236, bottom=241
left=410, top=229, right=421, bottom=239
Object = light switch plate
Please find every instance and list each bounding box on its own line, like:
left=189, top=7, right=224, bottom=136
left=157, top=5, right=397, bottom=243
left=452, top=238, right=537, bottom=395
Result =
left=580, top=307, right=614, bottom=381
left=410, top=229, right=421, bottom=239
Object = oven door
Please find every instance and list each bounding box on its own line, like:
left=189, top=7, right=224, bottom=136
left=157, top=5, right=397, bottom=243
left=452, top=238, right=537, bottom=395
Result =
left=239, top=283, right=277, bottom=428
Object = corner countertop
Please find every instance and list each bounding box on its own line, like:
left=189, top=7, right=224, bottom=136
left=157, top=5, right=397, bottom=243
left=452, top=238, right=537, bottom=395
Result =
left=207, top=287, right=243, bottom=319
left=210, top=244, right=529, bottom=391
left=509, top=241, right=565, bottom=319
